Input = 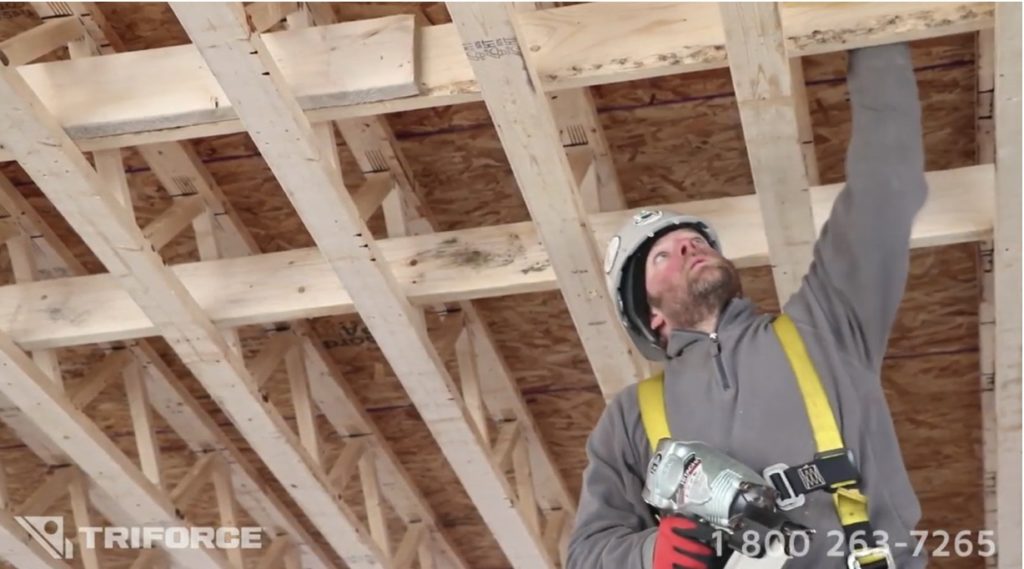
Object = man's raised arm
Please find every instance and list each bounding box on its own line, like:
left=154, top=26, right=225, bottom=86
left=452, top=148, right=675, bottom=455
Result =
left=785, top=43, right=929, bottom=371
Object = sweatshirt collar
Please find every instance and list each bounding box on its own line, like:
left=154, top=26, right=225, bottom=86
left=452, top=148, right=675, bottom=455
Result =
left=664, top=297, right=757, bottom=358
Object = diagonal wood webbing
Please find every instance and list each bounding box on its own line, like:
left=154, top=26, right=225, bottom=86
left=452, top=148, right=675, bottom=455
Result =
left=171, top=3, right=558, bottom=567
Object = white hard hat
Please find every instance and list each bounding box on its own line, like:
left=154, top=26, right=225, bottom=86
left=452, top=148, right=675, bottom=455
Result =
left=603, top=209, right=722, bottom=361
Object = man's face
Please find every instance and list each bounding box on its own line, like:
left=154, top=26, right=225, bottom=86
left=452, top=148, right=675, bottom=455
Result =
left=644, top=227, right=740, bottom=335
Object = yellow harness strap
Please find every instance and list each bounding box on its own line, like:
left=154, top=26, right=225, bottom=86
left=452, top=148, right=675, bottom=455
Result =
left=636, top=314, right=885, bottom=566
left=773, top=315, right=883, bottom=565
left=637, top=371, right=668, bottom=452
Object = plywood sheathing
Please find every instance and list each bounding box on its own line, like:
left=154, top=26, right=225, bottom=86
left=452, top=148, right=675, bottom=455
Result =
left=0, top=4, right=987, bottom=569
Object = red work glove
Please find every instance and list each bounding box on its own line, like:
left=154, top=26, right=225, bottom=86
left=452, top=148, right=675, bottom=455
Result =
left=652, top=516, right=718, bottom=569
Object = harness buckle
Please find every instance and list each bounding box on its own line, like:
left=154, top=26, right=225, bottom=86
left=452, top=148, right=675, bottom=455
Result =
left=847, top=545, right=894, bottom=569
left=762, top=463, right=804, bottom=511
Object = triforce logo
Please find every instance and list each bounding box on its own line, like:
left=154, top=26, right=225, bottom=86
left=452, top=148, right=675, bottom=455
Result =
left=14, top=516, right=73, bottom=559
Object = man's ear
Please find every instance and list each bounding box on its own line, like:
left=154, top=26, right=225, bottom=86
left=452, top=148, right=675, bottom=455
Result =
left=649, top=307, right=666, bottom=340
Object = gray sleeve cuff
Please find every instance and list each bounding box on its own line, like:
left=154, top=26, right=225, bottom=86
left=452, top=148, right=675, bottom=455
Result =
left=641, top=530, right=657, bottom=569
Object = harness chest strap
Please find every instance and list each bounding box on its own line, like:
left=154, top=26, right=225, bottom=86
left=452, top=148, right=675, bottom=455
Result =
left=637, top=314, right=889, bottom=568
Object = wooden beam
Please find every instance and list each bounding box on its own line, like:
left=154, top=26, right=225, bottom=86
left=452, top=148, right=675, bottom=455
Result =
left=247, top=330, right=301, bottom=388
left=0, top=34, right=387, bottom=569
left=68, top=469, right=102, bottom=569
left=142, top=194, right=206, bottom=250
left=392, top=524, right=425, bottom=569
left=975, top=27, right=998, bottom=569
left=123, top=359, right=163, bottom=488
left=358, top=450, right=391, bottom=557
left=720, top=2, right=815, bottom=302
left=418, top=533, right=437, bottom=569
left=512, top=434, right=539, bottom=533
left=977, top=239, right=998, bottom=569
left=3, top=3, right=991, bottom=155
left=790, top=57, right=820, bottom=185
left=993, top=4, right=1021, bottom=568
left=245, top=2, right=299, bottom=33
left=353, top=173, right=397, bottom=222
left=329, top=438, right=369, bottom=491
left=212, top=457, right=246, bottom=569
left=170, top=453, right=216, bottom=509
left=0, top=18, right=84, bottom=67
left=455, top=329, right=489, bottom=442
left=541, top=509, right=566, bottom=560
left=449, top=2, right=649, bottom=398
left=0, top=360, right=69, bottom=462
left=171, top=4, right=555, bottom=567
left=0, top=164, right=995, bottom=351
left=286, top=346, right=321, bottom=465
left=492, top=421, right=520, bottom=475
left=977, top=29, right=996, bottom=164
left=95, top=149, right=133, bottom=216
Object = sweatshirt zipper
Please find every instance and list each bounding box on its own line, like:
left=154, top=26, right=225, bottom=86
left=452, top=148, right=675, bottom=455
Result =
left=708, top=332, right=730, bottom=390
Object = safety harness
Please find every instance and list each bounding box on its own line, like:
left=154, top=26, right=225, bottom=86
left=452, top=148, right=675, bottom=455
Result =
left=637, top=314, right=894, bottom=569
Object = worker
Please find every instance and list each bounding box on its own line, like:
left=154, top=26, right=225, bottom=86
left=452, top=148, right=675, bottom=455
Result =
left=567, top=42, right=929, bottom=569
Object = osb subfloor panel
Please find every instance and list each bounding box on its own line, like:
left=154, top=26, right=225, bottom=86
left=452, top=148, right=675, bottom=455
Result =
left=0, top=4, right=990, bottom=569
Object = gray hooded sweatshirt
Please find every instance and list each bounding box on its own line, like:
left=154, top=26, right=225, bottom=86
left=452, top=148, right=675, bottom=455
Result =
left=566, top=43, right=929, bottom=569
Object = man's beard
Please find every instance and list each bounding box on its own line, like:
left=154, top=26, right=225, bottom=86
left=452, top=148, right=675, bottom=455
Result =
left=651, top=260, right=742, bottom=331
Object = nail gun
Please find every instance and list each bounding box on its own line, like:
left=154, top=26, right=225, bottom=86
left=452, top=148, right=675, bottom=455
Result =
left=643, top=440, right=814, bottom=569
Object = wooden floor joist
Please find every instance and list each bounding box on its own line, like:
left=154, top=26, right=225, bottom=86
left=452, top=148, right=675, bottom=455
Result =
left=0, top=3, right=990, bottom=158
left=993, top=4, right=1022, bottom=568
left=0, top=164, right=994, bottom=352
left=721, top=2, right=816, bottom=302
left=449, top=2, right=649, bottom=398
left=974, top=26, right=998, bottom=569
left=170, top=3, right=558, bottom=567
